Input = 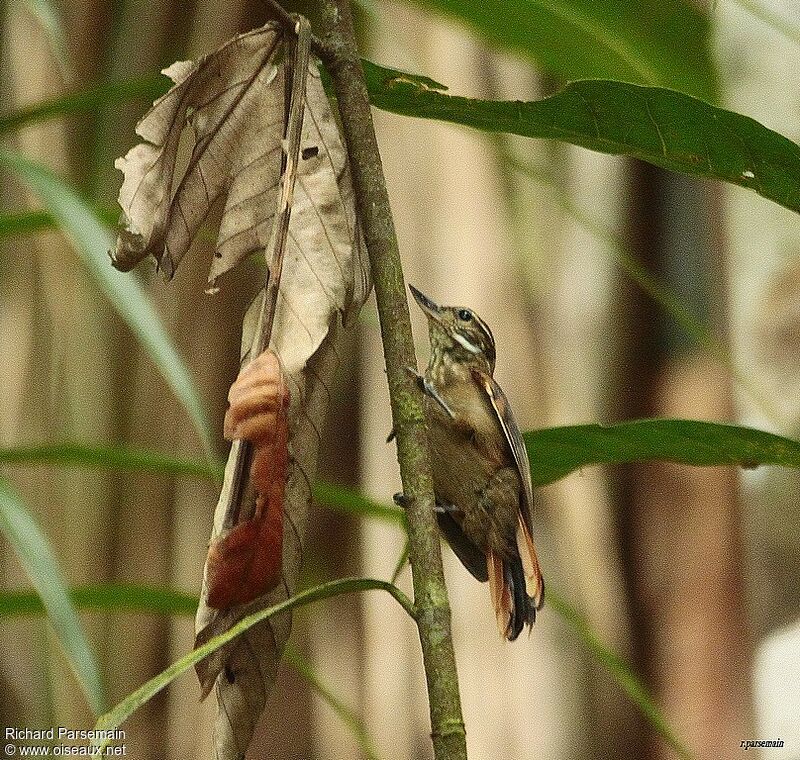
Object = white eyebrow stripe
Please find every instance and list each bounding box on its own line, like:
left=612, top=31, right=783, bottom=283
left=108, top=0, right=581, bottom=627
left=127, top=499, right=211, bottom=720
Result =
left=453, top=331, right=481, bottom=354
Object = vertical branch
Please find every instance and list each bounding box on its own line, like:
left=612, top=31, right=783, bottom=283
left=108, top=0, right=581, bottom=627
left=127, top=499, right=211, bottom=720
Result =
left=223, top=17, right=310, bottom=529
left=318, top=2, right=468, bottom=758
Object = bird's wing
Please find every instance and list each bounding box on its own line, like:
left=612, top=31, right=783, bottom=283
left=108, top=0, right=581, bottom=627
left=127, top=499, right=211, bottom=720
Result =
left=472, top=368, right=544, bottom=609
left=436, top=509, right=489, bottom=582
left=470, top=369, right=534, bottom=515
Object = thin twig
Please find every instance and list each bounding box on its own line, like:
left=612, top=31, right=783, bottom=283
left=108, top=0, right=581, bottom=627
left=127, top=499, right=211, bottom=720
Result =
left=320, top=2, right=468, bottom=758
left=223, top=17, right=311, bottom=528
left=263, top=0, right=337, bottom=61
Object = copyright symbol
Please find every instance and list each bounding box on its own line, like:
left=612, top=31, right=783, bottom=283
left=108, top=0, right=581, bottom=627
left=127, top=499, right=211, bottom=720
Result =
left=5, top=743, right=16, bottom=756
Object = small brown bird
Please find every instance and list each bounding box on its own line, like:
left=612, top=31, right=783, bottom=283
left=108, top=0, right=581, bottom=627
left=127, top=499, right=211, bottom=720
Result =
left=407, top=285, right=544, bottom=640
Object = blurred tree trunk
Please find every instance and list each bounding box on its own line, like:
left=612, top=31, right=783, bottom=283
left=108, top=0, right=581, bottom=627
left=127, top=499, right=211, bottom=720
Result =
left=609, top=162, right=753, bottom=760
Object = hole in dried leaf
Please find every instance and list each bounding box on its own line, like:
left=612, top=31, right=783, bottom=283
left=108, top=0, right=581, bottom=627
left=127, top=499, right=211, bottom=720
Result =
left=301, top=146, right=319, bottom=160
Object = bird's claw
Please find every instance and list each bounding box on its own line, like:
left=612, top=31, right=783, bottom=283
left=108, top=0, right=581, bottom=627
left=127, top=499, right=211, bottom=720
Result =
left=404, top=368, right=455, bottom=419
left=394, top=493, right=458, bottom=517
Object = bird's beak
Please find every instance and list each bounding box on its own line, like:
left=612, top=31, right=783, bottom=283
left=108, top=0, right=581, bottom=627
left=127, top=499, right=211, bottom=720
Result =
left=409, top=284, right=445, bottom=325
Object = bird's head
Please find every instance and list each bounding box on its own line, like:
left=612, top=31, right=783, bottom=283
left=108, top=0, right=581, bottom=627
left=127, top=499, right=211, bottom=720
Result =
left=409, top=285, right=496, bottom=374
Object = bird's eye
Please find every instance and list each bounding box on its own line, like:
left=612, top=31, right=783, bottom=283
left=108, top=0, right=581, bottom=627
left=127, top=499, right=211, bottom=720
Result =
left=457, top=309, right=472, bottom=322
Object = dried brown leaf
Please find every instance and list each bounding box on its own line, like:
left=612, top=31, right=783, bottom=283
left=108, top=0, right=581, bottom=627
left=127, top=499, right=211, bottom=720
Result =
left=114, top=21, right=371, bottom=309
left=110, top=23, right=372, bottom=760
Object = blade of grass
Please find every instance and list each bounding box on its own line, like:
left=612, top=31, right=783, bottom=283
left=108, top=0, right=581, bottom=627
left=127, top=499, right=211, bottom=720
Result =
left=0, top=147, right=216, bottom=461
left=89, top=577, right=415, bottom=753
left=0, top=585, right=383, bottom=758
left=283, top=644, right=383, bottom=760
left=390, top=540, right=410, bottom=583
left=548, top=591, right=693, bottom=760
left=0, top=478, right=106, bottom=715
left=727, top=0, right=800, bottom=48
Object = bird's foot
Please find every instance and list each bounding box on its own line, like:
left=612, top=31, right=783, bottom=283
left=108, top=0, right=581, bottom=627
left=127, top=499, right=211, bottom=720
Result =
left=393, top=493, right=458, bottom=516
left=403, top=366, right=455, bottom=419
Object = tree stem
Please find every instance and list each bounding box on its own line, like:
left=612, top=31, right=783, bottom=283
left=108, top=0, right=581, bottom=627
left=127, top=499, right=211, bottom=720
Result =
left=320, top=3, right=468, bottom=757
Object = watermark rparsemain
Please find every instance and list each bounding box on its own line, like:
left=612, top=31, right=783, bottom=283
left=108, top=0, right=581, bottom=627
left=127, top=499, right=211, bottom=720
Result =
left=740, top=738, right=785, bottom=751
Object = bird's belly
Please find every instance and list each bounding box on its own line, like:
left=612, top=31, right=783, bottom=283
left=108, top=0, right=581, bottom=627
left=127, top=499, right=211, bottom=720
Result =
left=427, top=414, right=519, bottom=553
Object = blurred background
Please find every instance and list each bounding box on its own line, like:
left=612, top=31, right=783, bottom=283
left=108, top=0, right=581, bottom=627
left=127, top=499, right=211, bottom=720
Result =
left=2, top=0, right=800, bottom=758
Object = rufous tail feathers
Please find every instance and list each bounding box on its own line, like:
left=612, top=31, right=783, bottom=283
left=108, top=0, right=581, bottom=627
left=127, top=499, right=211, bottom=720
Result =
left=487, top=547, right=542, bottom=642
left=516, top=513, right=545, bottom=611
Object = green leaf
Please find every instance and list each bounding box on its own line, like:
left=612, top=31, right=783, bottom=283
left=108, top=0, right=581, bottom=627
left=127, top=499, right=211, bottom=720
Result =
left=0, top=442, right=223, bottom=481
left=1, top=581, right=691, bottom=758
left=0, top=148, right=216, bottom=460
left=0, top=209, right=59, bottom=237
left=0, top=478, right=106, bottom=715
left=407, top=0, right=716, bottom=101
left=0, top=75, right=165, bottom=135
left=548, top=591, right=693, bottom=760
left=0, top=585, right=383, bottom=759
left=364, top=69, right=800, bottom=216
left=0, top=207, right=119, bottom=238
left=0, top=583, right=198, bottom=618
left=89, top=578, right=414, bottom=753
left=0, top=442, right=407, bottom=523
left=524, top=419, right=800, bottom=487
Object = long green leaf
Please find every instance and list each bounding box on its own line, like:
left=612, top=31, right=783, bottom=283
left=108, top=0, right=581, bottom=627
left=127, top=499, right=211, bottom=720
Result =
left=89, top=578, right=414, bottom=753
left=4, top=68, right=797, bottom=215
left=0, top=478, right=106, bottom=715
left=0, top=583, right=198, bottom=618
left=547, top=591, right=692, bottom=760
left=524, top=419, right=800, bottom=487
left=2, top=582, right=691, bottom=758
left=6, top=418, right=800, bottom=509
left=0, top=442, right=223, bottom=480
left=408, top=0, right=716, bottom=101
left=363, top=68, right=800, bottom=216
left=0, top=442, right=405, bottom=522
left=0, top=148, right=216, bottom=460
left=0, top=207, right=119, bottom=238
left=0, top=586, right=382, bottom=759
left=313, top=480, right=405, bottom=524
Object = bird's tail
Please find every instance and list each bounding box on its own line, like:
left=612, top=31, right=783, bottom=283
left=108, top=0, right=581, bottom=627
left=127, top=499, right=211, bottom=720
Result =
left=487, top=516, right=545, bottom=641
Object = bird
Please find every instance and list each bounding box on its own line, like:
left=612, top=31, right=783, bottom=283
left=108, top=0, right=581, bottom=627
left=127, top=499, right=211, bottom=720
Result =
left=405, top=284, right=544, bottom=641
